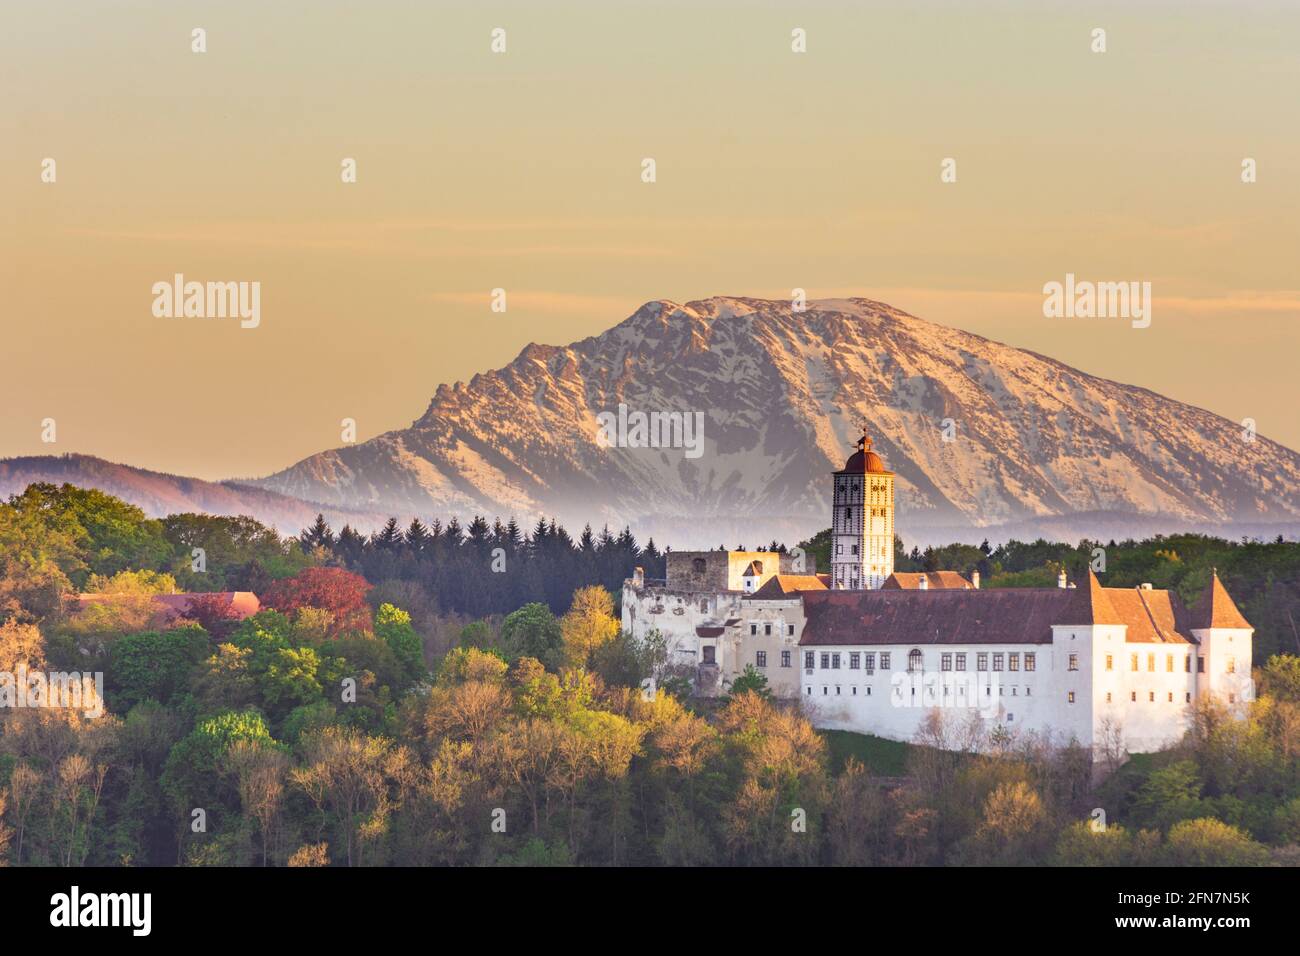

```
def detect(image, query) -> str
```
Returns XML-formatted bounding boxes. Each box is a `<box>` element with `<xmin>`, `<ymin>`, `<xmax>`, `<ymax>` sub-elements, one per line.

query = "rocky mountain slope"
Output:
<box><xmin>243</xmin><ymin>296</ymin><xmax>1300</xmax><ymax>547</ymax></box>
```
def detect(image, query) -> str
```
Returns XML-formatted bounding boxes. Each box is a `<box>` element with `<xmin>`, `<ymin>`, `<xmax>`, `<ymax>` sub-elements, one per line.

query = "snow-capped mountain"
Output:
<box><xmin>249</xmin><ymin>296</ymin><xmax>1300</xmax><ymax>547</ymax></box>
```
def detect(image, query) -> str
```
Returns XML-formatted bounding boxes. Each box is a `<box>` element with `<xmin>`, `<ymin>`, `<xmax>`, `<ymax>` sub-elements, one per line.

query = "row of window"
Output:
<box><xmin>749</xmin><ymin>622</ymin><xmax>796</xmax><ymax>637</ymax></box>
<box><xmin>1069</xmin><ymin>690</ymin><xmax>1235</xmax><ymax>704</ymax></box>
<box><xmin>834</xmin><ymin>542</ymin><xmax>888</xmax><ymax>557</ymax></box>
<box><xmin>804</xmin><ymin>650</ymin><xmax>1037</xmax><ymax>672</ymax></box>
<box><xmin>1103</xmin><ymin>652</ymin><xmax>1213</xmax><ymax>674</ymax></box>
<box><xmin>806</xmin><ymin>684</ymin><xmax>1032</xmax><ymax>699</ymax></box>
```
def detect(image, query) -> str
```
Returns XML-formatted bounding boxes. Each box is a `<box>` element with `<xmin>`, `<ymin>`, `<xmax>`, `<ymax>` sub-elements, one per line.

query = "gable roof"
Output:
<box><xmin>883</xmin><ymin>571</ymin><xmax>972</xmax><ymax>590</ymax></box>
<box><xmin>1105</xmin><ymin>587</ymin><xmax>1194</xmax><ymax>644</ymax></box>
<box><xmin>800</xmin><ymin>588</ymin><xmax>1074</xmax><ymax>646</ymax></box>
<box><xmin>746</xmin><ymin>574</ymin><xmax>829</xmax><ymax>600</ymax></box>
<box><xmin>1188</xmin><ymin>571</ymin><xmax>1252</xmax><ymax>630</ymax></box>
<box><xmin>798</xmin><ymin>577</ymin><xmax>1207</xmax><ymax>647</ymax></box>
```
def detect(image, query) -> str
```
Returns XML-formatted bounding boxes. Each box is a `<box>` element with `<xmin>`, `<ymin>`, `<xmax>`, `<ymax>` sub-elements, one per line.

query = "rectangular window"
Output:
<box><xmin>804</xmin><ymin>651</ymin><xmax>814</xmax><ymax>669</ymax></box>
<box><xmin>764</xmin><ymin>623</ymin><xmax>772</xmax><ymax>636</ymax></box>
<box><xmin>1185</xmin><ymin>655</ymin><xmax>1191</xmax><ymax>673</ymax></box>
<box><xmin>864</xmin><ymin>653</ymin><xmax>875</xmax><ymax>673</ymax></box>
<box><xmin>1131</xmin><ymin>691</ymin><xmax>1137</xmax><ymax>702</ymax></box>
<box><xmin>1149</xmin><ymin>691</ymin><xmax>1155</xmax><ymax>702</ymax></box>
<box><xmin>1105</xmin><ymin>654</ymin><xmax>1113</xmax><ymax>672</ymax></box>
<box><xmin>993</xmin><ymin>653</ymin><xmax>1004</xmax><ymax>672</ymax></box>
<box><xmin>756</xmin><ymin>651</ymin><xmax>767</xmax><ymax>668</ymax></box>
<box><xmin>1166</xmin><ymin>654</ymin><xmax>1174</xmax><ymax>673</ymax></box>
<box><xmin>977</xmin><ymin>652</ymin><xmax>989</xmax><ymax>672</ymax></box>
<box><xmin>941</xmin><ymin>653</ymin><xmax>953</xmax><ymax>672</ymax></box>
<box><xmin>831</xmin><ymin>653</ymin><xmax>841</xmax><ymax>669</ymax></box>
<box><xmin>702</xmin><ymin>646</ymin><xmax>715</xmax><ymax>664</ymax></box>
<box><xmin>1009</xmin><ymin>653</ymin><xmax>1020</xmax><ymax>672</ymax></box>
<box><xmin>1025</xmin><ymin>652</ymin><xmax>1035</xmax><ymax>672</ymax></box>
<box><xmin>956</xmin><ymin>653</ymin><xmax>967</xmax><ymax>672</ymax></box>
<box><xmin>1131</xmin><ymin>653</ymin><xmax>1139</xmax><ymax>672</ymax></box>
<box><xmin>1227</xmin><ymin>657</ymin><xmax>1236</xmax><ymax>674</ymax></box>
<box><xmin>1147</xmin><ymin>653</ymin><xmax>1156</xmax><ymax>673</ymax></box>
<box><xmin>787</xmin><ymin>624</ymin><xmax>795</xmax><ymax>636</ymax></box>
<box><xmin>850</xmin><ymin>652</ymin><xmax>861</xmax><ymax>669</ymax></box>
<box><xmin>880</xmin><ymin>653</ymin><xmax>891</xmax><ymax>670</ymax></box>
<box><xmin>1197</xmin><ymin>656</ymin><xmax>1205</xmax><ymax>673</ymax></box>
<box><xmin>819</xmin><ymin>652</ymin><xmax>829</xmax><ymax>669</ymax></box>
<box><xmin>1068</xmin><ymin>653</ymin><xmax>1079</xmax><ymax>672</ymax></box>
<box><xmin>750</xmin><ymin>624</ymin><xmax>757</xmax><ymax>636</ymax></box>
<box><xmin>1068</xmin><ymin>691</ymin><xmax>1075</xmax><ymax>704</ymax></box>
<box><xmin>781</xmin><ymin>651</ymin><xmax>791</xmax><ymax>667</ymax></box>
<box><xmin>1106</xmin><ymin>691</ymin><xmax>1112</xmax><ymax>703</ymax></box>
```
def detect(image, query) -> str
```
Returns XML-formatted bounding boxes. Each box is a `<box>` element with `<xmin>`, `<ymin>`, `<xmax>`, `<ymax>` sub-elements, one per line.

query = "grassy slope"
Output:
<box><xmin>819</xmin><ymin>729</ymin><xmax>913</xmax><ymax>776</ymax></box>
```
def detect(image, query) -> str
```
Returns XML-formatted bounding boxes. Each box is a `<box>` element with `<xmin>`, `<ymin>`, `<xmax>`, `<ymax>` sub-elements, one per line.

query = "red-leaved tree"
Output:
<box><xmin>261</xmin><ymin>567</ymin><xmax>372</xmax><ymax>633</ymax></box>
<box><xmin>183</xmin><ymin>593</ymin><xmax>243</xmax><ymax>641</ymax></box>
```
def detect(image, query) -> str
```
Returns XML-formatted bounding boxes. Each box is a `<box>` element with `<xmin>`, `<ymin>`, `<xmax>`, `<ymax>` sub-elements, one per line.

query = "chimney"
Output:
<box><xmin>632</xmin><ymin>566</ymin><xmax>644</xmax><ymax>588</ymax></box>
<box><xmin>919</xmin><ymin>575</ymin><xmax>929</xmax><ymax>591</ymax></box>
<box><xmin>1057</xmin><ymin>569</ymin><xmax>1068</xmax><ymax>589</ymax></box>
<box><xmin>971</xmin><ymin>571</ymin><xmax>980</xmax><ymax>590</ymax></box>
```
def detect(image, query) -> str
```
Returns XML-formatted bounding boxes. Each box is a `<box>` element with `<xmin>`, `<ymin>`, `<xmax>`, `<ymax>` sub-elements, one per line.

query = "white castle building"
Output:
<box><xmin>622</xmin><ymin>427</ymin><xmax>1254</xmax><ymax>754</ymax></box>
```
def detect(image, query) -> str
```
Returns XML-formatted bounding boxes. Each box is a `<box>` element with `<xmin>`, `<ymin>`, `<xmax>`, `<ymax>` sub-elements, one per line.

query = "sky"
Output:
<box><xmin>2</xmin><ymin>0</ymin><xmax>1298</xmax><ymax>481</ymax></box>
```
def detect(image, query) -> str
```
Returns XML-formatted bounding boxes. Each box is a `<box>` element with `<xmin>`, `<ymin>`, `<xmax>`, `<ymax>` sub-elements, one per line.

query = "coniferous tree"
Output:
<box><xmin>405</xmin><ymin>518</ymin><xmax>430</xmax><ymax>556</ymax></box>
<box><xmin>300</xmin><ymin>514</ymin><xmax>335</xmax><ymax>551</ymax></box>
<box><xmin>373</xmin><ymin>517</ymin><xmax>402</xmax><ymax>551</ymax></box>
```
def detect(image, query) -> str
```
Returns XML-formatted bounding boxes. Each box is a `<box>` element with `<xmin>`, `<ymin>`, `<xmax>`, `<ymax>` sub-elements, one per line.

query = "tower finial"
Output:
<box><xmin>857</xmin><ymin>416</ymin><xmax>871</xmax><ymax>452</ymax></box>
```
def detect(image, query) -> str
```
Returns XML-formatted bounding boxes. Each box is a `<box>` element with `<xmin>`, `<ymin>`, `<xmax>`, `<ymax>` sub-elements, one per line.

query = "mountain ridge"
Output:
<box><xmin>4</xmin><ymin>296</ymin><xmax>1296</xmax><ymax>547</ymax></box>
<box><xmin>249</xmin><ymin>296</ymin><xmax>1300</xmax><ymax>545</ymax></box>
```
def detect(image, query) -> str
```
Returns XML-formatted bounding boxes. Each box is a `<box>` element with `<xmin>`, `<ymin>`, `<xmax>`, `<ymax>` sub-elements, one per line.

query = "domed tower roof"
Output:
<box><xmin>836</xmin><ymin>426</ymin><xmax>891</xmax><ymax>475</ymax></box>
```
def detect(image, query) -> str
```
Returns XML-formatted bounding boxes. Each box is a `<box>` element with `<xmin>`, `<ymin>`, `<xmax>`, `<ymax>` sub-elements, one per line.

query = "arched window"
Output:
<box><xmin>908</xmin><ymin>649</ymin><xmax>923</xmax><ymax>673</ymax></box>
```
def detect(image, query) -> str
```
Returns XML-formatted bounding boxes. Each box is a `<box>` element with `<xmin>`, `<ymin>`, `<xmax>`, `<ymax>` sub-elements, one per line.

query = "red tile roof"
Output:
<box><xmin>746</xmin><ymin>574</ymin><xmax>829</xmax><ymax>600</ymax></box>
<box><xmin>883</xmin><ymin>571</ymin><xmax>972</xmax><ymax>590</ymax></box>
<box><xmin>1188</xmin><ymin>571</ymin><xmax>1252</xmax><ymax>630</ymax></box>
<box><xmin>1065</xmin><ymin>570</ymin><xmax>1120</xmax><ymax>625</ymax></box>
<box><xmin>1105</xmin><ymin>587</ymin><xmax>1193</xmax><ymax>644</ymax></box>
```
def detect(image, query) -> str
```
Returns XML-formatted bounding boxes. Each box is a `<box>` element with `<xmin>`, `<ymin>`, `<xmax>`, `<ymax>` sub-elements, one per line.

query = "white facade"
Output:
<box><xmin>799</xmin><ymin>620</ymin><xmax>1254</xmax><ymax>754</ymax></box>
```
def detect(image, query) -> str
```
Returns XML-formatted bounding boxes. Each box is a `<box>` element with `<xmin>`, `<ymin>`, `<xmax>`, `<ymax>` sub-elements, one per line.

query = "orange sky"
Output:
<box><xmin>2</xmin><ymin>0</ymin><xmax>1298</xmax><ymax>480</ymax></box>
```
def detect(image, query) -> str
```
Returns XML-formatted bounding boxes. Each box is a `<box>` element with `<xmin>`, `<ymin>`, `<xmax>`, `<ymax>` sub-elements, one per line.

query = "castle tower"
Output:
<box><xmin>1188</xmin><ymin>569</ymin><xmax>1254</xmax><ymax>708</ymax></box>
<box><xmin>831</xmin><ymin>425</ymin><xmax>894</xmax><ymax>589</ymax></box>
